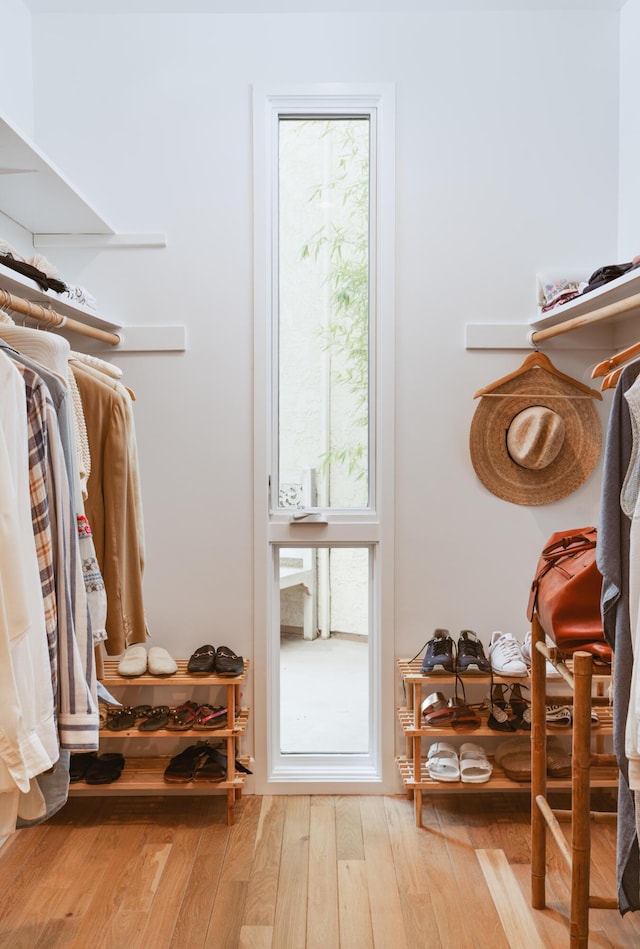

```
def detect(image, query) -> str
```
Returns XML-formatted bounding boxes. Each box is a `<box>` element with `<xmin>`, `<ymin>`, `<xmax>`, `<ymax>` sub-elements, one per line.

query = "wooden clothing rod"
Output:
<box><xmin>530</xmin><ymin>290</ymin><xmax>640</xmax><ymax>344</ymax></box>
<box><xmin>0</xmin><ymin>287</ymin><xmax>120</xmax><ymax>346</ymax></box>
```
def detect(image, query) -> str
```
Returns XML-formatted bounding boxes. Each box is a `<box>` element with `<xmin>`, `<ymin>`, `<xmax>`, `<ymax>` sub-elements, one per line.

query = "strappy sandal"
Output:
<box><xmin>485</xmin><ymin>676</ymin><xmax>516</xmax><ymax>732</ymax></box>
<box><xmin>105</xmin><ymin>707</ymin><xmax>137</xmax><ymax>731</ymax></box>
<box><xmin>509</xmin><ymin>683</ymin><xmax>531</xmax><ymax>731</ymax></box>
<box><xmin>193</xmin><ymin>704</ymin><xmax>228</xmax><ymax>730</ymax></box>
<box><xmin>166</xmin><ymin>701</ymin><xmax>200</xmax><ymax>731</ymax></box>
<box><xmin>137</xmin><ymin>705</ymin><xmax>170</xmax><ymax>731</ymax></box>
<box><xmin>421</xmin><ymin>691</ymin><xmax>455</xmax><ymax>726</ymax></box>
<box><xmin>449</xmin><ymin>675</ymin><xmax>481</xmax><ymax>729</ymax></box>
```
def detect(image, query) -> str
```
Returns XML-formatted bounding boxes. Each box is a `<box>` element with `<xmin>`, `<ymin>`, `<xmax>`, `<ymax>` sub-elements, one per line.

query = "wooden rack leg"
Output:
<box><xmin>571</xmin><ymin>652</ymin><xmax>592</xmax><ymax>949</ymax></box>
<box><xmin>531</xmin><ymin>613</ymin><xmax>548</xmax><ymax>909</ymax></box>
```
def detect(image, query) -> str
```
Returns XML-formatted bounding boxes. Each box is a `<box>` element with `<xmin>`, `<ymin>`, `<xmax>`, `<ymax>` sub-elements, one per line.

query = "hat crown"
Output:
<box><xmin>506</xmin><ymin>405</ymin><xmax>565</xmax><ymax>470</ymax></box>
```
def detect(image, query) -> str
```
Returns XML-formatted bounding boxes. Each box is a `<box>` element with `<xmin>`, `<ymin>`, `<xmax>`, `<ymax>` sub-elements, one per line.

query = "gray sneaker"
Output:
<box><xmin>456</xmin><ymin>630</ymin><xmax>491</xmax><ymax>675</ymax></box>
<box><xmin>421</xmin><ymin>629</ymin><xmax>455</xmax><ymax>675</ymax></box>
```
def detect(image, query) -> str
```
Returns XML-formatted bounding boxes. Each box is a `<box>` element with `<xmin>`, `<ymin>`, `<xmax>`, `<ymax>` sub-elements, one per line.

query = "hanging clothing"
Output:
<box><xmin>597</xmin><ymin>361</ymin><xmax>640</xmax><ymax>914</ymax></box>
<box><xmin>72</xmin><ymin>362</ymin><xmax>148</xmax><ymax>657</ymax></box>
<box><xmin>0</xmin><ymin>351</ymin><xmax>59</xmax><ymax>836</ymax></box>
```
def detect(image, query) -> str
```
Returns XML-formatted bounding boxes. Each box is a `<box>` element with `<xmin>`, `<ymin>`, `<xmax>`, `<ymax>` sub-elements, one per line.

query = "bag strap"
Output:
<box><xmin>541</xmin><ymin>531</ymin><xmax>596</xmax><ymax>562</ymax></box>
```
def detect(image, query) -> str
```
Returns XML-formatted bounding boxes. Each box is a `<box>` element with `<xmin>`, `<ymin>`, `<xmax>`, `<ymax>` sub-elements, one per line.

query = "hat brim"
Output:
<box><xmin>469</xmin><ymin>367</ymin><xmax>601</xmax><ymax>505</ymax></box>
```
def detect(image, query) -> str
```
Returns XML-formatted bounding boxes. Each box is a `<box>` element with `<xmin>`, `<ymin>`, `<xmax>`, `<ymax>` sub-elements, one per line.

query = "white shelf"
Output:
<box><xmin>0</xmin><ymin>113</ymin><xmax>115</xmax><ymax>237</ymax></box>
<box><xmin>0</xmin><ymin>262</ymin><xmax>186</xmax><ymax>351</ymax></box>
<box><xmin>0</xmin><ymin>114</ymin><xmax>181</xmax><ymax>352</ymax></box>
<box><xmin>466</xmin><ymin>266</ymin><xmax>640</xmax><ymax>351</ymax></box>
<box><xmin>0</xmin><ymin>260</ymin><xmax>120</xmax><ymax>331</ymax></box>
<box><xmin>529</xmin><ymin>265</ymin><xmax>640</xmax><ymax>333</ymax></box>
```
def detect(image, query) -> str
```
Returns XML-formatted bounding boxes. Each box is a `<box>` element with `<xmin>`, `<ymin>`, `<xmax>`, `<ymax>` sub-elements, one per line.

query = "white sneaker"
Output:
<box><xmin>489</xmin><ymin>631</ymin><xmax>528</xmax><ymax>677</ymax></box>
<box><xmin>522</xmin><ymin>630</ymin><xmax>562</xmax><ymax>679</ymax></box>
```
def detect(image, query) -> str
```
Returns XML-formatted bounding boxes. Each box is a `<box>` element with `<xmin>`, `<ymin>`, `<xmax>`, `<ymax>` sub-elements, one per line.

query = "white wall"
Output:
<box><xmin>619</xmin><ymin>0</ymin><xmax>640</xmax><ymax>257</ymax></box>
<box><xmin>16</xmin><ymin>9</ymin><xmax>624</xmax><ymax>762</ymax></box>
<box><xmin>0</xmin><ymin>0</ymin><xmax>34</xmax><ymax>135</ymax></box>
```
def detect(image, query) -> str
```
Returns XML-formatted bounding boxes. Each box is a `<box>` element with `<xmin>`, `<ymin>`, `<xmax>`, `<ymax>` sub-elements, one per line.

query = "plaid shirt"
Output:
<box><xmin>16</xmin><ymin>366</ymin><xmax>57</xmax><ymax>701</ymax></box>
<box><xmin>18</xmin><ymin>364</ymin><xmax>99</xmax><ymax>751</ymax></box>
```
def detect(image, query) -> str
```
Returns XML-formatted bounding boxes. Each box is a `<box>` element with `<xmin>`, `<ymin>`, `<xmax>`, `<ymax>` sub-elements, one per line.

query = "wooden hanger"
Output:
<box><xmin>600</xmin><ymin>365</ymin><xmax>626</xmax><ymax>391</ymax></box>
<box><xmin>591</xmin><ymin>339</ymin><xmax>640</xmax><ymax>379</ymax></box>
<box><xmin>473</xmin><ymin>350</ymin><xmax>603</xmax><ymax>401</ymax></box>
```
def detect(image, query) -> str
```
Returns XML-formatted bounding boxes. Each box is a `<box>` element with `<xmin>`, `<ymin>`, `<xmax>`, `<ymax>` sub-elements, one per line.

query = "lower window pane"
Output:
<box><xmin>279</xmin><ymin>546</ymin><xmax>369</xmax><ymax>754</ymax></box>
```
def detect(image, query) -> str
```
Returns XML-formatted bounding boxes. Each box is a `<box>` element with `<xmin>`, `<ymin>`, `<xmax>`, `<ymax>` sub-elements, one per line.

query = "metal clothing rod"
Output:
<box><xmin>530</xmin><ymin>290</ymin><xmax>640</xmax><ymax>344</ymax></box>
<box><xmin>0</xmin><ymin>287</ymin><xmax>120</xmax><ymax>346</ymax></box>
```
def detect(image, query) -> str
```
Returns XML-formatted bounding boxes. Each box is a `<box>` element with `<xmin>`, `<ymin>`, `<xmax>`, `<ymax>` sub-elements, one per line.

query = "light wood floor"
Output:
<box><xmin>0</xmin><ymin>790</ymin><xmax>639</xmax><ymax>948</ymax></box>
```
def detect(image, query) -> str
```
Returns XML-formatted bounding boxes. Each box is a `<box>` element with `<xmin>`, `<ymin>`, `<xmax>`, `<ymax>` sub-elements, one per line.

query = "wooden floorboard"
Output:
<box><xmin>1</xmin><ymin>790</ymin><xmax>640</xmax><ymax>948</ymax></box>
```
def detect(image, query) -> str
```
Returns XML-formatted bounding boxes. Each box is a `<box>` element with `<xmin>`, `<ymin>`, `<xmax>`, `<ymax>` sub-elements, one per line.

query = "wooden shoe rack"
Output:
<box><xmin>529</xmin><ymin>613</ymin><xmax>618</xmax><ymax>947</ymax></box>
<box><xmin>396</xmin><ymin>657</ymin><xmax>616</xmax><ymax>828</ymax></box>
<box><xmin>68</xmin><ymin>659</ymin><xmax>251</xmax><ymax>825</ymax></box>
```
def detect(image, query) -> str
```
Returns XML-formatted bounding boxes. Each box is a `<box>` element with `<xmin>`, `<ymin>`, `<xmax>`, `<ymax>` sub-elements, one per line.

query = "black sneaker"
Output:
<box><xmin>421</xmin><ymin>629</ymin><xmax>455</xmax><ymax>675</ymax></box>
<box><xmin>456</xmin><ymin>629</ymin><xmax>491</xmax><ymax>675</ymax></box>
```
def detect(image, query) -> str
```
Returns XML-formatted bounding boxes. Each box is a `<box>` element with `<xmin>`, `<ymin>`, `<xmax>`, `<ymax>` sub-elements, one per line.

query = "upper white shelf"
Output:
<box><xmin>466</xmin><ymin>265</ymin><xmax>640</xmax><ymax>350</ymax></box>
<box><xmin>529</xmin><ymin>265</ymin><xmax>640</xmax><ymax>333</ymax></box>
<box><xmin>0</xmin><ymin>113</ymin><xmax>116</xmax><ymax>236</ymax></box>
<box><xmin>0</xmin><ymin>113</ymin><xmax>165</xmax><ymax>246</ymax></box>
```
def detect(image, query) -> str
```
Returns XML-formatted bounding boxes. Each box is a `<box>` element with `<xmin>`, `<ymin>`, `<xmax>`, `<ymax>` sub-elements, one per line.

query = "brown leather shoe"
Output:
<box><xmin>187</xmin><ymin>644</ymin><xmax>217</xmax><ymax>674</ymax></box>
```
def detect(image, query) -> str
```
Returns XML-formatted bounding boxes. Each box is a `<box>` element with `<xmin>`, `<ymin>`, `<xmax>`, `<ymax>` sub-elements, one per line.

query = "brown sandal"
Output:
<box><xmin>193</xmin><ymin>704</ymin><xmax>228</xmax><ymax>730</ymax></box>
<box><xmin>166</xmin><ymin>701</ymin><xmax>199</xmax><ymax>731</ymax></box>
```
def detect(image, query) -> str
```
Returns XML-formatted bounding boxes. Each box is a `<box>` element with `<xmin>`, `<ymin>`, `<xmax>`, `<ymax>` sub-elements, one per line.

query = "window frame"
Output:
<box><xmin>253</xmin><ymin>84</ymin><xmax>396</xmax><ymax>792</ymax></box>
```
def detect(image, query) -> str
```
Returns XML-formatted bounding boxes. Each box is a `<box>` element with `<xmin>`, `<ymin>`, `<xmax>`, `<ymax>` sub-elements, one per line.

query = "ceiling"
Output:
<box><xmin>20</xmin><ymin>1</ymin><xmax>631</xmax><ymax>14</ymax></box>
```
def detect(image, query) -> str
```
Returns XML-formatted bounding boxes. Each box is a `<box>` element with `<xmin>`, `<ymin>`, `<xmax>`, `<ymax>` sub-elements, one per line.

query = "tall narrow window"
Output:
<box><xmin>253</xmin><ymin>86</ymin><xmax>395</xmax><ymax>789</ymax></box>
<box><xmin>278</xmin><ymin>118</ymin><xmax>370</xmax><ymax>510</ymax></box>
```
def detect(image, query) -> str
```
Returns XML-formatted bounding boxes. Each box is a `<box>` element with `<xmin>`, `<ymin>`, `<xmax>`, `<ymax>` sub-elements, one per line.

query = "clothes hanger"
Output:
<box><xmin>473</xmin><ymin>350</ymin><xmax>603</xmax><ymax>401</ymax></box>
<box><xmin>600</xmin><ymin>365</ymin><xmax>626</xmax><ymax>391</ymax></box>
<box><xmin>591</xmin><ymin>339</ymin><xmax>640</xmax><ymax>379</ymax></box>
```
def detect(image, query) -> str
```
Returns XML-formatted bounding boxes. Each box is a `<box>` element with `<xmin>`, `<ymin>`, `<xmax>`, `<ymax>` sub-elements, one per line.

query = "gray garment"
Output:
<box><xmin>597</xmin><ymin>360</ymin><xmax>640</xmax><ymax>914</ymax></box>
<box><xmin>15</xmin><ymin>752</ymin><xmax>70</xmax><ymax>828</ymax></box>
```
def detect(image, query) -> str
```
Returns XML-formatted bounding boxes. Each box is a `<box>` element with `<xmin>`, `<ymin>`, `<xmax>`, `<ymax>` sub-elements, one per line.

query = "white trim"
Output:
<box><xmin>253</xmin><ymin>83</ymin><xmax>396</xmax><ymax>794</ymax></box>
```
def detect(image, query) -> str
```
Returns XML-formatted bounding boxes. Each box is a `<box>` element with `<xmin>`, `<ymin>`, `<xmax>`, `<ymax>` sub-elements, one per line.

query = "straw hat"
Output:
<box><xmin>469</xmin><ymin>358</ymin><xmax>602</xmax><ymax>506</ymax></box>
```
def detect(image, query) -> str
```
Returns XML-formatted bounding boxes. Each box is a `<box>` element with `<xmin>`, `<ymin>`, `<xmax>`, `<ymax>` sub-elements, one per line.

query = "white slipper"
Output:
<box><xmin>459</xmin><ymin>742</ymin><xmax>493</xmax><ymax>784</ymax></box>
<box><xmin>147</xmin><ymin>646</ymin><xmax>178</xmax><ymax>676</ymax></box>
<box><xmin>426</xmin><ymin>741</ymin><xmax>460</xmax><ymax>782</ymax></box>
<box><xmin>117</xmin><ymin>644</ymin><xmax>147</xmax><ymax>677</ymax></box>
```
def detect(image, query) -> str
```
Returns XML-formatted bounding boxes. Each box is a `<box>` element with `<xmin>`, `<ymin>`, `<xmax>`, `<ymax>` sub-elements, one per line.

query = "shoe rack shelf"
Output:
<box><xmin>69</xmin><ymin>658</ymin><xmax>251</xmax><ymax>826</ymax></box>
<box><xmin>396</xmin><ymin>658</ymin><xmax>615</xmax><ymax>828</ymax></box>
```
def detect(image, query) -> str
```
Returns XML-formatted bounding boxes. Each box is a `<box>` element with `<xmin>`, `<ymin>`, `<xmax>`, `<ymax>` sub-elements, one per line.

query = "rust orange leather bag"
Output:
<box><xmin>526</xmin><ymin>527</ymin><xmax>612</xmax><ymax>661</ymax></box>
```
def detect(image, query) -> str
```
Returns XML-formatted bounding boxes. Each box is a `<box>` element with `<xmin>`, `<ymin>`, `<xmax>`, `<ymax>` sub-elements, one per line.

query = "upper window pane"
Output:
<box><xmin>278</xmin><ymin>117</ymin><xmax>370</xmax><ymax>509</ymax></box>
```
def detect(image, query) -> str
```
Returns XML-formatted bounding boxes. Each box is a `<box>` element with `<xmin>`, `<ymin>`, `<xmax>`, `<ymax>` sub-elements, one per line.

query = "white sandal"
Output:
<box><xmin>426</xmin><ymin>741</ymin><xmax>460</xmax><ymax>782</ymax></box>
<box><xmin>459</xmin><ymin>742</ymin><xmax>493</xmax><ymax>784</ymax></box>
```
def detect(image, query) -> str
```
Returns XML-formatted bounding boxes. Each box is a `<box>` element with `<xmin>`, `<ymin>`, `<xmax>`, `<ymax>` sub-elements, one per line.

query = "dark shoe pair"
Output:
<box><xmin>163</xmin><ymin>742</ymin><xmax>249</xmax><ymax>784</ymax></box>
<box><xmin>187</xmin><ymin>644</ymin><xmax>244</xmax><ymax>677</ymax></box>
<box><xmin>420</xmin><ymin>629</ymin><xmax>491</xmax><ymax>676</ymax></box>
<box><xmin>164</xmin><ymin>743</ymin><xmax>219</xmax><ymax>783</ymax></box>
<box><xmin>70</xmin><ymin>752</ymin><xmax>125</xmax><ymax>784</ymax></box>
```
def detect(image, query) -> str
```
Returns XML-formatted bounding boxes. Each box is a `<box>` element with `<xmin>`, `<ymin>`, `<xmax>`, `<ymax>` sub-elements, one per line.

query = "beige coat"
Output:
<box><xmin>71</xmin><ymin>363</ymin><xmax>148</xmax><ymax>659</ymax></box>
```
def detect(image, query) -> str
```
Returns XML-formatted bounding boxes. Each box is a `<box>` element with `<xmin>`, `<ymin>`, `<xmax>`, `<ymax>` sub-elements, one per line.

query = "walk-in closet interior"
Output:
<box><xmin>3</xmin><ymin>0</ymin><xmax>640</xmax><ymax>946</ymax></box>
